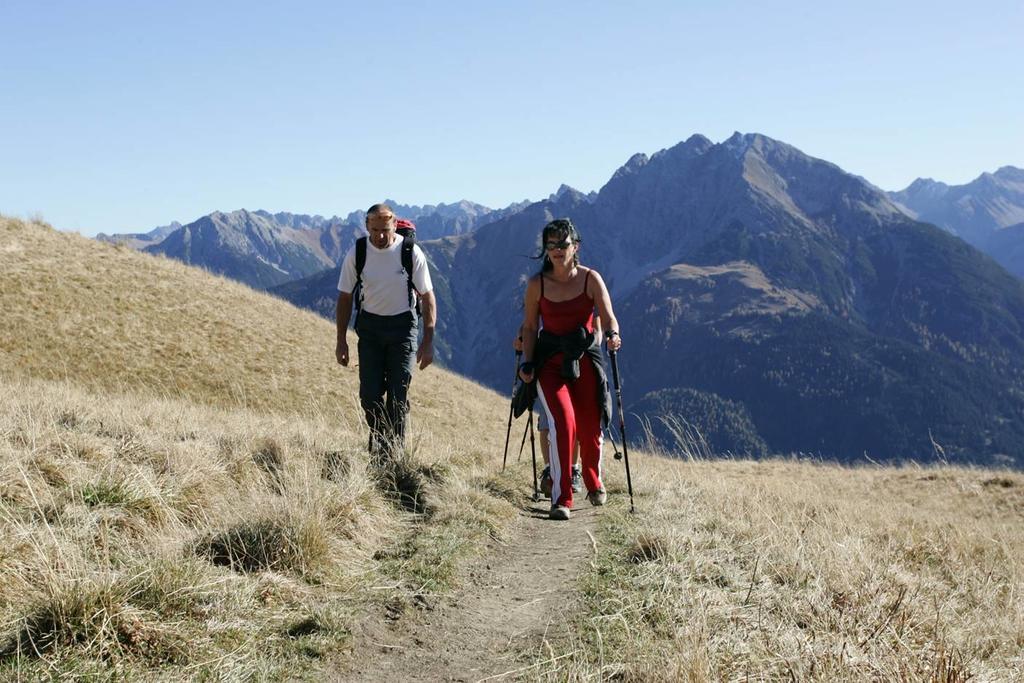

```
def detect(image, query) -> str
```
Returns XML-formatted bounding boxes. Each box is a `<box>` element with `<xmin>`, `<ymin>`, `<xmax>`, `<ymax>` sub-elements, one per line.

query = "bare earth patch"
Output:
<box><xmin>337</xmin><ymin>501</ymin><xmax>600</xmax><ymax>682</ymax></box>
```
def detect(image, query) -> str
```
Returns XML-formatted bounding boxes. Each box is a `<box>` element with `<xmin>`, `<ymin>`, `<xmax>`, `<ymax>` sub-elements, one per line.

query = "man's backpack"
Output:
<box><xmin>353</xmin><ymin>218</ymin><xmax>419</xmax><ymax>323</ymax></box>
<box><xmin>395</xmin><ymin>218</ymin><xmax>415</xmax><ymax>240</ymax></box>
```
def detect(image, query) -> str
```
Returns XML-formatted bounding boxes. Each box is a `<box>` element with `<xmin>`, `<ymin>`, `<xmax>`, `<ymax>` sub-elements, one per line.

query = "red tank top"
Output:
<box><xmin>539</xmin><ymin>270</ymin><xmax>595</xmax><ymax>335</ymax></box>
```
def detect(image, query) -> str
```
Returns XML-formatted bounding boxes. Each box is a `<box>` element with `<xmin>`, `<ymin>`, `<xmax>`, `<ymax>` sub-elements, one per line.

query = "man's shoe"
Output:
<box><xmin>587</xmin><ymin>488</ymin><xmax>608</xmax><ymax>507</ymax></box>
<box><xmin>549</xmin><ymin>505</ymin><xmax>571</xmax><ymax>521</ymax></box>
<box><xmin>540</xmin><ymin>466</ymin><xmax>553</xmax><ymax>497</ymax></box>
<box><xmin>571</xmin><ymin>465</ymin><xmax>583</xmax><ymax>493</ymax></box>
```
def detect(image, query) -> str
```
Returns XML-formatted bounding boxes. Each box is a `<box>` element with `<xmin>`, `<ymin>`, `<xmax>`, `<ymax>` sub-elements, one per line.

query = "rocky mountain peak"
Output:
<box><xmin>653</xmin><ymin>134</ymin><xmax>715</xmax><ymax>164</ymax></box>
<box><xmin>723</xmin><ymin>131</ymin><xmax>759</xmax><ymax>158</ymax></box>
<box><xmin>723</xmin><ymin>130</ymin><xmax>745</xmax><ymax>147</ymax></box>
<box><xmin>548</xmin><ymin>184</ymin><xmax>593</xmax><ymax>203</ymax></box>
<box><xmin>683</xmin><ymin>133</ymin><xmax>713</xmax><ymax>149</ymax></box>
<box><xmin>904</xmin><ymin>177</ymin><xmax>949</xmax><ymax>196</ymax></box>
<box><xmin>610</xmin><ymin>152</ymin><xmax>650</xmax><ymax>181</ymax></box>
<box><xmin>994</xmin><ymin>165</ymin><xmax>1024</xmax><ymax>182</ymax></box>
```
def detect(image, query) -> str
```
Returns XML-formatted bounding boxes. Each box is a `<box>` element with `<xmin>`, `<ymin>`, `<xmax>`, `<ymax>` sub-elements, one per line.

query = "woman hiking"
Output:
<box><xmin>518</xmin><ymin>218</ymin><xmax>622</xmax><ymax>520</ymax></box>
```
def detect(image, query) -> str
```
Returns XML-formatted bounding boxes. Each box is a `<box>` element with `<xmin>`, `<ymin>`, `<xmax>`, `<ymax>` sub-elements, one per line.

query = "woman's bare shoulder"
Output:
<box><xmin>583</xmin><ymin>267</ymin><xmax>606</xmax><ymax>287</ymax></box>
<box><xmin>524</xmin><ymin>273</ymin><xmax>542</xmax><ymax>297</ymax></box>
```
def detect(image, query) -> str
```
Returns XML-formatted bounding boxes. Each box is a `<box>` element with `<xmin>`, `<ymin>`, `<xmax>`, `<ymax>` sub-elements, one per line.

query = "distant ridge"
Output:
<box><xmin>95</xmin><ymin>221</ymin><xmax>181</xmax><ymax>249</ymax></box>
<box><xmin>97</xmin><ymin>199</ymin><xmax>531</xmax><ymax>290</ymax></box>
<box><xmin>890</xmin><ymin>166</ymin><xmax>1024</xmax><ymax>275</ymax></box>
<box><xmin>342</xmin><ymin>199</ymin><xmax>531</xmax><ymax>241</ymax></box>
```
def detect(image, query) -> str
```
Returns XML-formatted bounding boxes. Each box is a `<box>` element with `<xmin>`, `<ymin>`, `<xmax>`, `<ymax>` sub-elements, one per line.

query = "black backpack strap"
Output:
<box><xmin>582</xmin><ymin>268</ymin><xmax>591</xmax><ymax>296</ymax></box>
<box><xmin>353</xmin><ymin>237</ymin><xmax>367</xmax><ymax>324</ymax></box>
<box><xmin>540</xmin><ymin>273</ymin><xmax>545</xmax><ymax>299</ymax></box>
<box><xmin>355</xmin><ymin>236</ymin><xmax>367</xmax><ymax>278</ymax></box>
<box><xmin>401</xmin><ymin>237</ymin><xmax>418</xmax><ymax>315</ymax></box>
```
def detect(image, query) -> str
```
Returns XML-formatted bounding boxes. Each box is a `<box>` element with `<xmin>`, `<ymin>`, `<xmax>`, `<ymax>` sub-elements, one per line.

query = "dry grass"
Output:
<box><xmin>5</xmin><ymin>215</ymin><xmax>1023</xmax><ymax>679</ymax></box>
<box><xmin>533</xmin><ymin>452</ymin><xmax>1024</xmax><ymax>681</ymax></box>
<box><xmin>0</xmin><ymin>217</ymin><xmax>520</xmax><ymax>678</ymax></box>
<box><xmin>0</xmin><ymin>216</ymin><xmax>501</xmax><ymax>429</ymax></box>
<box><xmin>0</xmin><ymin>374</ymin><xmax>520</xmax><ymax>678</ymax></box>
<box><xmin>0</xmin><ymin>378</ymin><xmax>398</xmax><ymax>676</ymax></box>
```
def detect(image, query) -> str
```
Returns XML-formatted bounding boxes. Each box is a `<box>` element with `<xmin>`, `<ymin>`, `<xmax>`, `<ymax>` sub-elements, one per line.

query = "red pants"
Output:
<box><xmin>536</xmin><ymin>354</ymin><xmax>604</xmax><ymax>508</ymax></box>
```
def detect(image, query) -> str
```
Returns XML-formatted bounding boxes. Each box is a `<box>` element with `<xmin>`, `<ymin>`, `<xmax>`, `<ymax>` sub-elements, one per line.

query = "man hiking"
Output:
<box><xmin>335</xmin><ymin>203</ymin><xmax>436</xmax><ymax>460</ymax></box>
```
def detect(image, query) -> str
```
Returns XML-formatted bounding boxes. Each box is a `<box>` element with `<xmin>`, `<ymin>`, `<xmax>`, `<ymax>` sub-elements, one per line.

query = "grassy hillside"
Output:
<box><xmin>548</xmin><ymin>453</ymin><xmax>1024</xmax><ymax>680</ymax></box>
<box><xmin>1</xmin><ymin>216</ymin><xmax>1021</xmax><ymax>680</ymax></box>
<box><xmin>0</xmin><ymin>217</ymin><xmax>498</xmax><ymax>430</ymax></box>
<box><xmin>0</xmin><ymin>217</ymin><xmax>520</xmax><ymax>678</ymax></box>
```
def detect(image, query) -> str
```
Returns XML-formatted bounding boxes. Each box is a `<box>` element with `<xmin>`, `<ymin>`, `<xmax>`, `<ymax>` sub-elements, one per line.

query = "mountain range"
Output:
<box><xmin>95</xmin><ymin>135</ymin><xmax>1024</xmax><ymax>465</ymax></box>
<box><xmin>96</xmin><ymin>221</ymin><xmax>181</xmax><ymax>249</ymax></box>
<box><xmin>890</xmin><ymin>166</ymin><xmax>1024</xmax><ymax>276</ymax></box>
<box><xmin>102</xmin><ymin>201</ymin><xmax>529</xmax><ymax>290</ymax></box>
<box><xmin>420</xmin><ymin>133</ymin><xmax>1024</xmax><ymax>465</ymax></box>
<box><xmin>145</xmin><ymin>209</ymin><xmax>356</xmax><ymax>289</ymax></box>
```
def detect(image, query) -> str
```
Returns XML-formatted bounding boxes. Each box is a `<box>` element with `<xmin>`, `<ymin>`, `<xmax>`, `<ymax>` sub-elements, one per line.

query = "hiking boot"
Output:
<box><xmin>571</xmin><ymin>465</ymin><xmax>583</xmax><ymax>493</ymax></box>
<box><xmin>587</xmin><ymin>488</ymin><xmax>608</xmax><ymax>507</ymax></box>
<box><xmin>549</xmin><ymin>505</ymin><xmax>571</xmax><ymax>521</ymax></box>
<box><xmin>540</xmin><ymin>466</ymin><xmax>552</xmax><ymax>497</ymax></box>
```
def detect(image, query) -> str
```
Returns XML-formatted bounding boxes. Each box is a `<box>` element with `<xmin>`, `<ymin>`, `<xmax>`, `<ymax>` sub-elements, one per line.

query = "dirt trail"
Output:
<box><xmin>336</xmin><ymin>500</ymin><xmax>599</xmax><ymax>682</ymax></box>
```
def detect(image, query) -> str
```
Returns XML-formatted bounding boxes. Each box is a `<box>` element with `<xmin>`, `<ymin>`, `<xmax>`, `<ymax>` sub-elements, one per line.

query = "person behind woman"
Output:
<box><xmin>518</xmin><ymin>218</ymin><xmax>622</xmax><ymax>520</ymax></box>
<box><xmin>514</xmin><ymin>317</ymin><xmax>604</xmax><ymax>495</ymax></box>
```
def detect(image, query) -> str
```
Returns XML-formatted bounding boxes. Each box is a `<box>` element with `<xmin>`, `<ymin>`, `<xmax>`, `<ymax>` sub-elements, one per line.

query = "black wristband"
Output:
<box><xmin>519</xmin><ymin>361</ymin><xmax>535</xmax><ymax>375</ymax></box>
<box><xmin>607</xmin><ymin>330</ymin><xmax>620</xmax><ymax>339</ymax></box>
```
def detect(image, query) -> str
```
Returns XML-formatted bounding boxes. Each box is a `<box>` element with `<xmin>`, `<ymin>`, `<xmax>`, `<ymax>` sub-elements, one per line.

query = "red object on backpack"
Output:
<box><xmin>395</xmin><ymin>218</ymin><xmax>415</xmax><ymax>239</ymax></box>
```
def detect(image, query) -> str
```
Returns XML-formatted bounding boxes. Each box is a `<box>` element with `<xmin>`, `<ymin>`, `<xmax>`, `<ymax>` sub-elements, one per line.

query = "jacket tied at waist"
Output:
<box><xmin>533</xmin><ymin>326</ymin><xmax>612</xmax><ymax>427</ymax></box>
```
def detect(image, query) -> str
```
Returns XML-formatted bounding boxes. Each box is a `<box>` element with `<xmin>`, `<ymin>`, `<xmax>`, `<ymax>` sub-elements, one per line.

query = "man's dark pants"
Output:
<box><xmin>356</xmin><ymin>311</ymin><xmax>418</xmax><ymax>458</ymax></box>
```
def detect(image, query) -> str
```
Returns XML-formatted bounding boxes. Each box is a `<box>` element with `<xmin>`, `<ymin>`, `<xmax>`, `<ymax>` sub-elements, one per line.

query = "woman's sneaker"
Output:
<box><xmin>571</xmin><ymin>465</ymin><xmax>583</xmax><ymax>493</ymax></box>
<box><xmin>549</xmin><ymin>505</ymin><xmax>571</xmax><ymax>520</ymax></box>
<box><xmin>587</xmin><ymin>488</ymin><xmax>607</xmax><ymax>506</ymax></box>
<box><xmin>540</xmin><ymin>466</ymin><xmax>552</xmax><ymax>497</ymax></box>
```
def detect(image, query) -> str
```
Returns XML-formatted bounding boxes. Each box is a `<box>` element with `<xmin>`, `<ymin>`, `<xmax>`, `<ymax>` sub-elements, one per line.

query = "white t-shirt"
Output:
<box><xmin>337</xmin><ymin>235</ymin><xmax>433</xmax><ymax>316</ymax></box>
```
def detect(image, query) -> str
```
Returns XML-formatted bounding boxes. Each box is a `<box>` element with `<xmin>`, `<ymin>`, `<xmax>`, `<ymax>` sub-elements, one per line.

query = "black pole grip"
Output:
<box><xmin>501</xmin><ymin>350</ymin><xmax>522</xmax><ymax>471</ymax></box>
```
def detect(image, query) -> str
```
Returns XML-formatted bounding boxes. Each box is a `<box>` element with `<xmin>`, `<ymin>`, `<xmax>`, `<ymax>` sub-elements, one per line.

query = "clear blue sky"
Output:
<box><xmin>2</xmin><ymin>0</ymin><xmax>1021</xmax><ymax>236</ymax></box>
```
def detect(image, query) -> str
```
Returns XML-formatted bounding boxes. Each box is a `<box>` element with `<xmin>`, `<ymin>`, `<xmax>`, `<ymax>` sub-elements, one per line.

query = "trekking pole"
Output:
<box><xmin>502</xmin><ymin>350</ymin><xmax>522</xmax><ymax>471</ymax></box>
<box><xmin>528</xmin><ymin>408</ymin><xmax>540</xmax><ymax>501</ymax></box>
<box><xmin>609</xmin><ymin>351</ymin><xmax>635</xmax><ymax>513</ymax></box>
<box><xmin>517</xmin><ymin>413</ymin><xmax>530</xmax><ymax>461</ymax></box>
<box><xmin>603</xmin><ymin>426</ymin><xmax>623</xmax><ymax>460</ymax></box>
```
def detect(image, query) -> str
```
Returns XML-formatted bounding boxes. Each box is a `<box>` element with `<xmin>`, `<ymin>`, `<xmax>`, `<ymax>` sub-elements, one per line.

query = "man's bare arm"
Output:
<box><xmin>335</xmin><ymin>292</ymin><xmax>353</xmax><ymax>366</ymax></box>
<box><xmin>416</xmin><ymin>291</ymin><xmax>436</xmax><ymax>370</ymax></box>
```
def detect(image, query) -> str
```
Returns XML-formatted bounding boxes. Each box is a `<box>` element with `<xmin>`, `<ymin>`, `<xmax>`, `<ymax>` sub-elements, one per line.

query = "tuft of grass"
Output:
<box><xmin>627</xmin><ymin>533</ymin><xmax>667</xmax><ymax>564</ymax></box>
<box><xmin>123</xmin><ymin>557</ymin><xmax>218</xmax><ymax>619</ymax></box>
<box><xmin>56</xmin><ymin>409</ymin><xmax>79</xmax><ymax>430</ymax></box>
<box><xmin>930</xmin><ymin>643</ymin><xmax>975</xmax><ymax>683</ymax></box>
<box><xmin>199</xmin><ymin>516</ymin><xmax>331</xmax><ymax>576</ymax></box>
<box><xmin>1</xmin><ymin>573</ymin><xmax>187</xmax><ymax>665</ymax></box>
<box><xmin>372</xmin><ymin>447</ymin><xmax>436</xmax><ymax>514</ymax></box>
<box><xmin>78</xmin><ymin>469</ymin><xmax>169</xmax><ymax>526</ymax></box>
<box><xmin>483</xmin><ymin>473</ymin><xmax>522</xmax><ymax>504</ymax></box>
<box><xmin>320</xmin><ymin>449</ymin><xmax>351</xmax><ymax>483</ymax></box>
<box><xmin>251</xmin><ymin>438</ymin><xmax>286</xmax><ymax>494</ymax></box>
